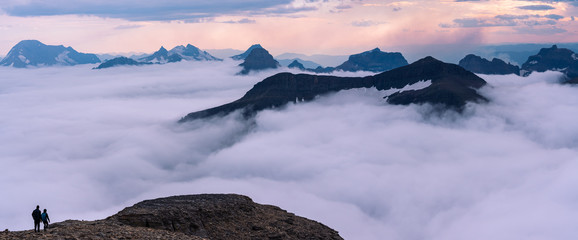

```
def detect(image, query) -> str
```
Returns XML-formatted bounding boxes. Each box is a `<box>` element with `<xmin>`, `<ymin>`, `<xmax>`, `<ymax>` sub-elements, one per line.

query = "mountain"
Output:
<box><xmin>231</xmin><ymin>44</ymin><xmax>263</xmax><ymax>60</ymax></box>
<box><xmin>458</xmin><ymin>54</ymin><xmax>520</xmax><ymax>75</ymax></box>
<box><xmin>2</xmin><ymin>194</ymin><xmax>343</xmax><ymax>240</ymax></box>
<box><xmin>287</xmin><ymin>59</ymin><xmax>306</xmax><ymax>70</ymax></box>
<box><xmin>0</xmin><ymin>40</ymin><xmax>100</xmax><ymax>68</ymax></box>
<box><xmin>334</xmin><ymin>48</ymin><xmax>408</xmax><ymax>72</ymax></box>
<box><xmin>520</xmin><ymin>45</ymin><xmax>578</xmax><ymax>77</ymax></box>
<box><xmin>138</xmin><ymin>47</ymin><xmax>182</xmax><ymax>63</ymax></box>
<box><xmin>180</xmin><ymin>56</ymin><xmax>487</xmax><ymax>121</ymax></box>
<box><xmin>238</xmin><ymin>47</ymin><xmax>280</xmax><ymax>75</ymax></box>
<box><xmin>169</xmin><ymin>44</ymin><xmax>221</xmax><ymax>61</ymax></box>
<box><xmin>138</xmin><ymin>45</ymin><xmax>221</xmax><ymax>63</ymax></box>
<box><xmin>93</xmin><ymin>57</ymin><xmax>151</xmax><ymax>69</ymax></box>
<box><xmin>278</xmin><ymin>58</ymin><xmax>321</xmax><ymax>69</ymax></box>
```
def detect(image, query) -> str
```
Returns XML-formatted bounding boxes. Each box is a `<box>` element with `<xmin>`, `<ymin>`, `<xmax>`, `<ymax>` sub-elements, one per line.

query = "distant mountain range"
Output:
<box><xmin>180</xmin><ymin>56</ymin><xmax>488</xmax><ymax>121</ymax></box>
<box><xmin>0</xmin><ymin>40</ymin><xmax>100</xmax><ymax>68</ymax></box>
<box><xmin>277</xmin><ymin>58</ymin><xmax>321</xmax><ymax>69</ymax></box>
<box><xmin>95</xmin><ymin>44</ymin><xmax>221</xmax><ymax>69</ymax></box>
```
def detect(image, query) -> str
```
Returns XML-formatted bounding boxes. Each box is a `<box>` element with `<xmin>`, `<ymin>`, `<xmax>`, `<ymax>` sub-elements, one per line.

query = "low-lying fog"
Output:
<box><xmin>0</xmin><ymin>60</ymin><xmax>577</xmax><ymax>240</ymax></box>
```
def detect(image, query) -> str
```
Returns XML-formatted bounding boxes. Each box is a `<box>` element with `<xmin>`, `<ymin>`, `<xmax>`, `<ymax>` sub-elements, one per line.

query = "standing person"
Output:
<box><xmin>41</xmin><ymin>209</ymin><xmax>50</xmax><ymax>231</ymax></box>
<box><xmin>31</xmin><ymin>205</ymin><xmax>41</xmax><ymax>232</ymax></box>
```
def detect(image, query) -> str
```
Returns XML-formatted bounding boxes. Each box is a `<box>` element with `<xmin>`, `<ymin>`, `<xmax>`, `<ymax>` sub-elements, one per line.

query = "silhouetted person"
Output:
<box><xmin>41</xmin><ymin>209</ymin><xmax>50</xmax><ymax>231</ymax></box>
<box><xmin>31</xmin><ymin>205</ymin><xmax>41</xmax><ymax>232</ymax></box>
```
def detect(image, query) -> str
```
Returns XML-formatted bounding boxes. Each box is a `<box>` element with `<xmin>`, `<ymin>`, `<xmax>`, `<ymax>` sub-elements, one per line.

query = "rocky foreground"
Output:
<box><xmin>0</xmin><ymin>194</ymin><xmax>343</xmax><ymax>240</ymax></box>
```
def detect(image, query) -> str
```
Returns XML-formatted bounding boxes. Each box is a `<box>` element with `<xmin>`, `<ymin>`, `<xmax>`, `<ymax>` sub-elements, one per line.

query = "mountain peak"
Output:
<box><xmin>238</xmin><ymin>47</ymin><xmax>280</xmax><ymax>75</ymax></box>
<box><xmin>231</xmin><ymin>44</ymin><xmax>265</xmax><ymax>60</ymax></box>
<box><xmin>335</xmin><ymin>48</ymin><xmax>408</xmax><ymax>72</ymax></box>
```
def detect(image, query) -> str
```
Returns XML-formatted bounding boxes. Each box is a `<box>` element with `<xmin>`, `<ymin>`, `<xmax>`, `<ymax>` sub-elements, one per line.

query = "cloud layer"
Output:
<box><xmin>0</xmin><ymin>62</ymin><xmax>577</xmax><ymax>240</ymax></box>
<box><xmin>0</xmin><ymin>0</ymin><xmax>296</xmax><ymax>21</ymax></box>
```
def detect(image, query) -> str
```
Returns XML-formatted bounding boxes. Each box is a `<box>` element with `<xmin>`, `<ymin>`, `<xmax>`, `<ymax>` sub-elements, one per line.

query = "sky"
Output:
<box><xmin>1</xmin><ymin>0</ymin><xmax>578</xmax><ymax>57</ymax></box>
<box><xmin>0</xmin><ymin>61</ymin><xmax>578</xmax><ymax>240</ymax></box>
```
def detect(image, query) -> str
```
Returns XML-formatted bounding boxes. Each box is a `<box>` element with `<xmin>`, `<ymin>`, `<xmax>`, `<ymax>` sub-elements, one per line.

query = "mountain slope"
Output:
<box><xmin>0</xmin><ymin>40</ymin><xmax>100</xmax><ymax>68</ymax></box>
<box><xmin>180</xmin><ymin>56</ymin><xmax>487</xmax><ymax>121</ymax></box>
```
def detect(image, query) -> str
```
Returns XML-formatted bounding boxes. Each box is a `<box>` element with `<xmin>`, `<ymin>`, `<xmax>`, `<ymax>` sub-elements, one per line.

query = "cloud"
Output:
<box><xmin>352</xmin><ymin>20</ymin><xmax>386</xmax><ymax>27</ymax></box>
<box><xmin>0</xmin><ymin>0</ymin><xmax>308</xmax><ymax>21</ymax></box>
<box><xmin>544</xmin><ymin>14</ymin><xmax>564</xmax><ymax>20</ymax></box>
<box><xmin>222</xmin><ymin>18</ymin><xmax>257</xmax><ymax>24</ymax></box>
<box><xmin>441</xmin><ymin>13</ymin><xmax>564</xmax><ymax>28</ymax></box>
<box><xmin>1</xmin><ymin>61</ymin><xmax>578</xmax><ymax>240</ymax></box>
<box><xmin>518</xmin><ymin>5</ymin><xmax>556</xmax><ymax>10</ymax></box>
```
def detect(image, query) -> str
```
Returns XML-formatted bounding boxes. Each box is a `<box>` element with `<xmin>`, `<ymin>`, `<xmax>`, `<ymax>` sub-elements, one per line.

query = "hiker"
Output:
<box><xmin>31</xmin><ymin>205</ymin><xmax>41</xmax><ymax>232</ymax></box>
<box><xmin>41</xmin><ymin>209</ymin><xmax>50</xmax><ymax>231</ymax></box>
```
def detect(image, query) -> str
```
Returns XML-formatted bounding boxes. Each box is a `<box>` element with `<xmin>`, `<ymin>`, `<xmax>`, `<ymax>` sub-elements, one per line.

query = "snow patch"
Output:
<box><xmin>529</xmin><ymin>60</ymin><xmax>538</xmax><ymax>65</ymax></box>
<box><xmin>55</xmin><ymin>51</ymin><xmax>76</xmax><ymax>65</ymax></box>
<box><xmin>382</xmin><ymin>80</ymin><xmax>432</xmax><ymax>97</ymax></box>
<box><xmin>18</xmin><ymin>55</ymin><xmax>30</xmax><ymax>64</ymax></box>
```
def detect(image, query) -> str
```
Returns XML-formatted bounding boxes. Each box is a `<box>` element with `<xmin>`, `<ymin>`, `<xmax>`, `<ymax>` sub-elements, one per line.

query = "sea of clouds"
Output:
<box><xmin>0</xmin><ymin>60</ymin><xmax>577</xmax><ymax>240</ymax></box>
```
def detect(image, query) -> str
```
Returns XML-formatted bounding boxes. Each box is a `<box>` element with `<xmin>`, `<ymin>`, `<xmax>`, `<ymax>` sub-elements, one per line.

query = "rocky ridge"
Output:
<box><xmin>0</xmin><ymin>194</ymin><xmax>342</xmax><ymax>240</ymax></box>
<box><xmin>180</xmin><ymin>56</ymin><xmax>488</xmax><ymax>121</ymax></box>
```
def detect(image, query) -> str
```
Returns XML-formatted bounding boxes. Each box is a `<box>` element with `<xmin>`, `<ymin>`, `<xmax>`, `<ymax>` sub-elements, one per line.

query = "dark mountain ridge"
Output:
<box><xmin>459</xmin><ymin>54</ymin><xmax>520</xmax><ymax>75</ymax></box>
<box><xmin>180</xmin><ymin>56</ymin><xmax>488</xmax><ymax>121</ymax></box>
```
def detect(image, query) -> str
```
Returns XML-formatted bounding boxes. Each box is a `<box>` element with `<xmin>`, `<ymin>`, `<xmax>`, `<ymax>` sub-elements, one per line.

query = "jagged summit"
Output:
<box><xmin>334</xmin><ymin>47</ymin><xmax>408</xmax><ymax>72</ymax></box>
<box><xmin>181</xmin><ymin>56</ymin><xmax>487</xmax><ymax>121</ymax></box>
<box><xmin>237</xmin><ymin>47</ymin><xmax>280</xmax><ymax>75</ymax></box>
<box><xmin>0</xmin><ymin>40</ymin><xmax>100</xmax><ymax>68</ymax></box>
<box><xmin>459</xmin><ymin>54</ymin><xmax>520</xmax><ymax>75</ymax></box>
<box><xmin>231</xmin><ymin>44</ymin><xmax>264</xmax><ymax>60</ymax></box>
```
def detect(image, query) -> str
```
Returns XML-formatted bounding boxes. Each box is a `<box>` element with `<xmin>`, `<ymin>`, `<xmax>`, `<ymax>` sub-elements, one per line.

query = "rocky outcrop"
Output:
<box><xmin>0</xmin><ymin>194</ymin><xmax>343</xmax><ymax>240</ymax></box>
<box><xmin>180</xmin><ymin>56</ymin><xmax>487</xmax><ymax>121</ymax></box>
<box><xmin>458</xmin><ymin>54</ymin><xmax>520</xmax><ymax>75</ymax></box>
<box><xmin>0</xmin><ymin>40</ymin><xmax>100</xmax><ymax>68</ymax></box>
<box><xmin>93</xmin><ymin>56</ymin><xmax>151</xmax><ymax>69</ymax></box>
<box><xmin>334</xmin><ymin>48</ymin><xmax>408</xmax><ymax>72</ymax></box>
<box><xmin>238</xmin><ymin>48</ymin><xmax>280</xmax><ymax>75</ymax></box>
